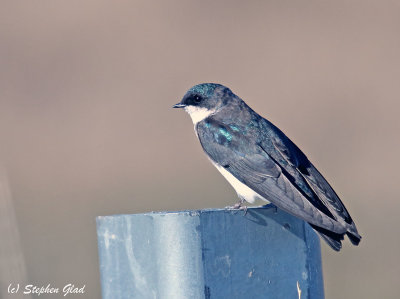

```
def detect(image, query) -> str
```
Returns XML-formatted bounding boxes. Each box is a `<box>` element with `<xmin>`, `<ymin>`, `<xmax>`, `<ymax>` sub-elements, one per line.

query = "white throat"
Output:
<box><xmin>185</xmin><ymin>106</ymin><xmax>216</xmax><ymax>124</ymax></box>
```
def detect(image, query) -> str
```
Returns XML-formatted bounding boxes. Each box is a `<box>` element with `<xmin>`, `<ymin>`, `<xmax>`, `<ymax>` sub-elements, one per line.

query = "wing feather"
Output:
<box><xmin>197</xmin><ymin>119</ymin><xmax>347</xmax><ymax>234</ymax></box>
<box><xmin>266</xmin><ymin>128</ymin><xmax>355</xmax><ymax>226</ymax></box>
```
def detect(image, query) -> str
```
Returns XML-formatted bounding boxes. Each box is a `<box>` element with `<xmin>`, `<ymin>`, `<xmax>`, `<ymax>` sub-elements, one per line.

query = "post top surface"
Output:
<box><xmin>96</xmin><ymin>205</ymin><xmax>276</xmax><ymax>220</ymax></box>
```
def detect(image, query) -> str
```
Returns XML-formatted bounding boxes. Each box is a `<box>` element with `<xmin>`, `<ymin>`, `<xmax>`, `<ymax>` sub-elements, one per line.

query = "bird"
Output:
<box><xmin>173</xmin><ymin>83</ymin><xmax>361</xmax><ymax>251</ymax></box>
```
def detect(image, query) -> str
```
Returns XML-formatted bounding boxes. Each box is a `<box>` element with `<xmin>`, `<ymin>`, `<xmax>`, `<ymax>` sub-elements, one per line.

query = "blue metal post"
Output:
<box><xmin>96</xmin><ymin>206</ymin><xmax>324</xmax><ymax>299</ymax></box>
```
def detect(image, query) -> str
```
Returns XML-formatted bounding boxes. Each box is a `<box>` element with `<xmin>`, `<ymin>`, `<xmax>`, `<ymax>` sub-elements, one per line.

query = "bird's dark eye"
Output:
<box><xmin>193</xmin><ymin>95</ymin><xmax>202</xmax><ymax>104</ymax></box>
<box><xmin>187</xmin><ymin>94</ymin><xmax>203</xmax><ymax>106</ymax></box>
<box><xmin>184</xmin><ymin>94</ymin><xmax>204</xmax><ymax>106</ymax></box>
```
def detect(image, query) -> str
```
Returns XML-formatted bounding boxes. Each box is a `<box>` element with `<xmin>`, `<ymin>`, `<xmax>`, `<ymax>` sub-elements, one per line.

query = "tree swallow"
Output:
<box><xmin>173</xmin><ymin>83</ymin><xmax>361</xmax><ymax>251</ymax></box>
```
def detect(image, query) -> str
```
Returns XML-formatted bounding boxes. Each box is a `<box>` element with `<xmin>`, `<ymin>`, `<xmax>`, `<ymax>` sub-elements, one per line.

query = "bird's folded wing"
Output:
<box><xmin>265</xmin><ymin>131</ymin><xmax>354</xmax><ymax>225</ymax></box>
<box><xmin>197</xmin><ymin>123</ymin><xmax>346</xmax><ymax>233</ymax></box>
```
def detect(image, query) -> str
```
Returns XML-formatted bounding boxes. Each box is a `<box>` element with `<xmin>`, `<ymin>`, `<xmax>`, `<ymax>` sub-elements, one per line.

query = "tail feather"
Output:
<box><xmin>347</xmin><ymin>231</ymin><xmax>362</xmax><ymax>246</ymax></box>
<box><xmin>310</xmin><ymin>224</ymin><xmax>344</xmax><ymax>252</ymax></box>
<box><xmin>310</xmin><ymin>223</ymin><xmax>362</xmax><ymax>251</ymax></box>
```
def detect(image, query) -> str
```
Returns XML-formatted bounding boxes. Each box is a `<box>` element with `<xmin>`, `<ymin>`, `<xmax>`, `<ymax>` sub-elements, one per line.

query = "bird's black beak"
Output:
<box><xmin>173</xmin><ymin>103</ymin><xmax>186</xmax><ymax>108</ymax></box>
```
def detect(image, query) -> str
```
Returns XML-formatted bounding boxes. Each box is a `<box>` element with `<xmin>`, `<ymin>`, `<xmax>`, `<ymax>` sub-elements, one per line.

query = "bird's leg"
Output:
<box><xmin>225</xmin><ymin>197</ymin><xmax>244</xmax><ymax>209</ymax></box>
<box><xmin>233</xmin><ymin>197</ymin><xmax>245</xmax><ymax>209</ymax></box>
<box><xmin>225</xmin><ymin>196</ymin><xmax>248</xmax><ymax>215</ymax></box>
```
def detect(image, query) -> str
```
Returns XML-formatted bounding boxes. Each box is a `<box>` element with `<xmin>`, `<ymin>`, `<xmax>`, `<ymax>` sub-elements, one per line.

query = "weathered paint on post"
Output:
<box><xmin>96</xmin><ymin>206</ymin><xmax>324</xmax><ymax>299</ymax></box>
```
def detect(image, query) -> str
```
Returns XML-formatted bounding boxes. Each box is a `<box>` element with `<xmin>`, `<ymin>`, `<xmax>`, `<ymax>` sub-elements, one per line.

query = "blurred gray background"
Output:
<box><xmin>1</xmin><ymin>1</ymin><xmax>399</xmax><ymax>298</ymax></box>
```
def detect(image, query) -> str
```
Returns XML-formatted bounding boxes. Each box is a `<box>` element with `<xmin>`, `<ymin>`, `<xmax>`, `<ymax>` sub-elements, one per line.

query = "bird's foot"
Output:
<box><xmin>225</xmin><ymin>198</ymin><xmax>245</xmax><ymax>209</ymax></box>
<box><xmin>225</xmin><ymin>198</ymin><xmax>248</xmax><ymax>216</ymax></box>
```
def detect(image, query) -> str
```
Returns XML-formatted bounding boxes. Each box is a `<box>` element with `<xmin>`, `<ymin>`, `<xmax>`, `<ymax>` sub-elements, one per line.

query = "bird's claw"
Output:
<box><xmin>225</xmin><ymin>198</ymin><xmax>248</xmax><ymax>216</ymax></box>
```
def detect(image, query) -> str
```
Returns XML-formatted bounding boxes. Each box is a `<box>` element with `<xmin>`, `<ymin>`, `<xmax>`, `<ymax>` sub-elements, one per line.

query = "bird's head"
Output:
<box><xmin>173</xmin><ymin>83</ymin><xmax>233</xmax><ymax>124</ymax></box>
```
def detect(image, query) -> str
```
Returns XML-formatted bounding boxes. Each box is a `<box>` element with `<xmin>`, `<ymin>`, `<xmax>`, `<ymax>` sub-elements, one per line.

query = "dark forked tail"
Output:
<box><xmin>310</xmin><ymin>224</ymin><xmax>361</xmax><ymax>252</ymax></box>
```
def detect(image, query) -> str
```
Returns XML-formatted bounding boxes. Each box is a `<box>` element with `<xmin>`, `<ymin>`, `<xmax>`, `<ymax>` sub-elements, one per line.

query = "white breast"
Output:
<box><xmin>211</xmin><ymin>161</ymin><xmax>269</xmax><ymax>204</ymax></box>
<box><xmin>185</xmin><ymin>106</ymin><xmax>216</xmax><ymax>125</ymax></box>
<box><xmin>186</xmin><ymin>106</ymin><xmax>268</xmax><ymax>205</ymax></box>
